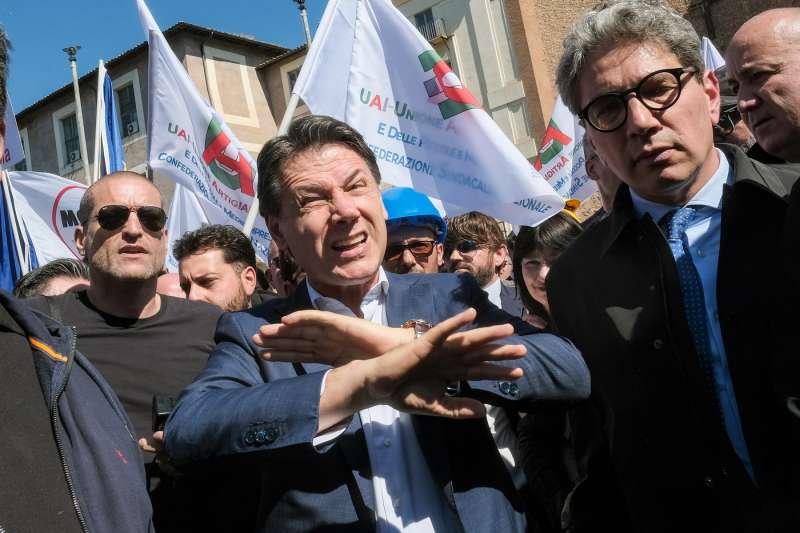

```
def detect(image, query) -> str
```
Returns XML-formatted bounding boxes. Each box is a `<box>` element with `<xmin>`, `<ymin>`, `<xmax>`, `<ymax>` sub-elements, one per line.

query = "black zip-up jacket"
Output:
<box><xmin>0</xmin><ymin>291</ymin><xmax>154</xmax><ymax>533</ymax></box>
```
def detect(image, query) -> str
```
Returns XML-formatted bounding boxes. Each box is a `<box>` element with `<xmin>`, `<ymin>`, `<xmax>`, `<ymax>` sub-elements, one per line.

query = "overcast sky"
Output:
<box><xmin>2</xmin><ymin>0</ymin><xmax>326</xmax><ymax>111</ymax></box>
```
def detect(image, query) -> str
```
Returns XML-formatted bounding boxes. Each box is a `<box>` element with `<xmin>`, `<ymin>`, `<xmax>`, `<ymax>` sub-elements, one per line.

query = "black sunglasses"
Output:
<box><xmin>444</xmin><ymin>239</ymin><xmax>484</xmax><ymax>256</ymax></box>
<box><xmin>91</xmin><ymin>205</ymin><xmax>167</xmax><ymax>232</ymax></box>
<box><xmin>579</xmin><ymin>67</ymin><xmax>697</xmax><ymax>132</ymax></box>
<box><xmin>384</xmin><ymin>240</ymin><xmax>436</xmax><ymax>262</ymax></box>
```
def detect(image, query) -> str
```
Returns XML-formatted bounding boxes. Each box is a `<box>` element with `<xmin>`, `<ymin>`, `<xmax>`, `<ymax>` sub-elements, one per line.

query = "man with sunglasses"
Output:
<box><xmin>381</xmin><ymin>187</ymin><xmax>446</xmax><ymax>274</ymax></box>
<box><xmin>27</xmin><ymin>172</ymin><xmax>223</xmax><ymax>532</ymax></box>
<box><xmin>544</xmin><ymin>1</ymin><xmax>800</xmax><ymax>531</ymax></box>
<box><xmin>446</xmin><ymin>211</ymin><xmax>524</xmax><ymax>318</ymax></box>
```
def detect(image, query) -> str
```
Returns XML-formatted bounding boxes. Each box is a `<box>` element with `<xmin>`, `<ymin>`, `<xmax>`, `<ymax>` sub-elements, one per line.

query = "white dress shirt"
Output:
<box><xmin>307</xmin><ymin>268</ymin><xmax>460</xmax><ymax>532</ymax></box>
<box><xmin>480</xmin><ymin>276</ymin><xmax>524</xmax><ymax>486</ymax></box>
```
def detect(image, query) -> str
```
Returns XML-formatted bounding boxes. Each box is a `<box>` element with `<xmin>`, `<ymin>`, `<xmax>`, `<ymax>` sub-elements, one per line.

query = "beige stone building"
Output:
<box><xmin>14</xmin><ymin>23</ymin><xmax>287</xmax><ymax>205</ymax></box>
<box><xmin>15</xmin><ymin>0</ymin><xmax>798</xmax><ymax>206</ymax></box>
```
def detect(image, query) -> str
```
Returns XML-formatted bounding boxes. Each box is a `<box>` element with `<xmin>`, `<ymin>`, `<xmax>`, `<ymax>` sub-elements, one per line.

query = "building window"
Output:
<box><xmin>415</xmin><ymin>9</ymin><xmax>436</xmax><ymax>41</ymax></box>
<box><xmin>287</xmin><ymin>67</ymin><xmax>301</xmax><ymax>93</ymax></box>
<box><xmin>111</xmin><ymin>69</ymin><xmax>147</xmax><ymax>142</ymax></box>
<box><xmin>116</xmin><ymin>84</ymin><xmax>140</xmax><ymax>138</ymax></box>
<box><xmin>61</xmin><ymin>114</ymin><xmax>81</xmax><ymax>164</ymax></box>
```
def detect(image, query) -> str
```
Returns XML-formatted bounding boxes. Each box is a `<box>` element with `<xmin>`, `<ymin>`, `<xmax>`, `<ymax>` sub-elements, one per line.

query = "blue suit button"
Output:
<box><xmin>499</xmin><ymin>382</ymin><xmax>511</xmax><ymax>395</ymax></box>
<box><xmin>255</xmin><ymin>430</ymin><xmax>268</xmax><ymax>444</ymax></box>
<box><xmin>244</xmin><ymin>431</ymin><xmax>256</xmax><ymax>445</ymax></box>
<box><xmin>265</xmin><ymin>428</ymin><xmax>279</xmax><ymax>443</ymax></box>
<box><xmin>508</xmin><ymin>383</ymin><xmax>520</xmax><ymax>397</ymax></box>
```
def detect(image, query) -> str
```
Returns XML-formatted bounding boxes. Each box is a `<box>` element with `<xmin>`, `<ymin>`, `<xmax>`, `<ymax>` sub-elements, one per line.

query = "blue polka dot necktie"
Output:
<box><xmin>660</xmin><ymin>207</ymin><xmax>720</xmax><ymax>411</ymax></box>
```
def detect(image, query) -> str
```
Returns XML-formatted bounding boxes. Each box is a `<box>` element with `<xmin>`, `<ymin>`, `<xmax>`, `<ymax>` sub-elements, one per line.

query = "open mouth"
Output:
<box><xmin>331</xmin><ymin>234</ymin><xmax>367</xmax><ymax>252</ymax></box>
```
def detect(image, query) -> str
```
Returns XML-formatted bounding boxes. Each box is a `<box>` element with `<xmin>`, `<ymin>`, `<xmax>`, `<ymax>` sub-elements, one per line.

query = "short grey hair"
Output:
<box><xmin>256</xmin><ymin>115</ymin><xmax>381</xmax><ymax>218</ymax></box>
<box><xmin>556</xmin><ymin>0</ymin><xmax>704</xmax><ymax>115</ymax></box>
<box><xmin>77</xmin><ymin>172</ymin><xmax>160</xmax><ymax>224</ymax></box>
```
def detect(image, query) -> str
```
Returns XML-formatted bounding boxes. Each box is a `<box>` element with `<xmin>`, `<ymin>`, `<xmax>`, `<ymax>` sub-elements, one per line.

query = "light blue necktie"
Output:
<box><xmin>660</xmin><ymin>207</ymin><xmax>720</xmax><ymax>412</ymax></box>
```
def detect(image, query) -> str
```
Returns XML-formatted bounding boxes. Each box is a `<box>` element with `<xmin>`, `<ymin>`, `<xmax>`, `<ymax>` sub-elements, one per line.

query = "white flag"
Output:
<box><xmin>6</xmin><ymin>171</ymin><xmax>86</xmax><ymax>263</ymax></box>
<box><xmin>2</xmin><ymin>94</ymin><xmax>25</xmax><ymax>169</ymax></box>
<box><xmin>136</xmin><ymin>0</ymin><xmax>270</xmax><ymax>262</ymax></box>
<box><xmin>292</xmin><ymin>0</ymin><xmax>564</xmax><ymax>226</ymax></box>
<box><xmin>702</xmin><ymin>36</ymin><xmax>725</xmax><ymax>71</ymax></box>
<box><xmin>164</xmin><ymin>184</ymin><xmax>209</xmax><ymax>272</ymax></box>
<box><xmin>535</xmin><ymin>97</ymin><xmax>596</xmax><ymax>203</ymax></box>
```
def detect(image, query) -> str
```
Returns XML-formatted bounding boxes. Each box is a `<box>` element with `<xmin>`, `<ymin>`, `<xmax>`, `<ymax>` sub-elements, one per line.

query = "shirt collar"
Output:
<box><xmin>483</xmin><ymin>277</ymin><xmax>502</xmax><ymax>308</ymax></box>
<box><xmin>630</xmin><ymin>147</ymin><xmax>732</xmax><ymax>221</ymax></box>
<box><xmin>306</xmin><ymin>267</ymin><xmax>390</xmax><ymax>312</ymax></box>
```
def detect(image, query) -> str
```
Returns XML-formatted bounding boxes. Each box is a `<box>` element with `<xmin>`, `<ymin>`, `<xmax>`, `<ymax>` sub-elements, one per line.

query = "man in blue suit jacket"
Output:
<box><xmin>165</xmin><ymin>115</ymin><xmax>589</xmax><ymax>532</ymax></box>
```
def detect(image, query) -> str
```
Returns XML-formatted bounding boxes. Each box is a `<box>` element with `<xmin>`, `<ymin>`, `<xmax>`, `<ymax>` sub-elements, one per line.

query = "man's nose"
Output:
<box><xmin>401</xmin><ymin>248</ymin><xmax>417</xmax><ymax>266</ymax></box>
<box><xmin>330</xmin><ymin>191</ymin><xmax>359</xmax><ymax>222</ymax></box>
<box><xmin>121</xmin><ymin>210</ymin><xmax>144</xmax><ymax>237</ymax></box>
<box><xmin>625</xmin><ymin>97</ymin><xmax>662</xmax><ymax>135</ymax></box>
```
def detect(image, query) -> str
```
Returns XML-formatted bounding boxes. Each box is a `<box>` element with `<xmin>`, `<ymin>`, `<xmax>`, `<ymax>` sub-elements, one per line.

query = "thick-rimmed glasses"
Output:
<box><xmin>579</xmin><ymin>67</ymin><xmax>698</xmax><ymax>132</ymax></box>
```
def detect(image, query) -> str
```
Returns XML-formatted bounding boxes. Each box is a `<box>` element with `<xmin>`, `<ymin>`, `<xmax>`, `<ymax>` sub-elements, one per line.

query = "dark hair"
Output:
<box><xmin>172</xmin><ymin>224</ymin><xmax>256</xmax><ymax>272</ymax></box>
<box><xmin>13</xmin><ymin>258</ymin><xmax>90</xmax><ymax>298</ymax></box>
<box><xmin>77</xmin><ymin>172</ymin><xmax>159</xmax><ymax>224</ymax></box>
<box><xmin>0</xmin><ymin>28</ymin><xmax>9</xmax><ymax>118</ymax></box>
<box><xmin>256</xmin><ymin>115</ymin><xmax>381</xmax><ymax>218</ymax></box>
<box><xmin>512</xmin><ymin>212</ymin><xmax>583</xmax><ymax>319</ymax></box>
<box><xmin>445</xmin><ymin>211</ymin><xmax>506</xmax><ymax>250</ymax></box>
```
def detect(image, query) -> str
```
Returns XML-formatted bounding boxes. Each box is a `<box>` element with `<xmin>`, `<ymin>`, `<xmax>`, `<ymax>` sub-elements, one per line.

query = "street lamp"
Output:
<box><xmin>63</xmin><ymin>45</ymin><xmax>91</xmax><ymax>184</ymax></box>
<box><xmin>292</xmin><ymin>0</ymin><xmax>313</xmax><ymax>46</ymax></box>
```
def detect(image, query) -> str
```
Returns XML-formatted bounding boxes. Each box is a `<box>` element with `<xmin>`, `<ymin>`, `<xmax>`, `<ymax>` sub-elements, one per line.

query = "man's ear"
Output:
<box><xmin>704</xmin><ymin>68</ymin><xmax>722</xmax><ymax>124</ymax></box>
<box><xmin>435</xmin><ymin>242</ymin><xmax>444</xmax><ymax>267</ymax></box>
<box><xmin>493</xmin><ymin>245</ymin><xmax>508</xmax><ymax>269</ymax></box>
<box><xmin>75</xmin><ymin>225</ymin><xmax>87</xmax><ymax>258</ymax></box>
<box><xmin>241</xmin><ymin>265</ymin><xmax>258</xmax><ymax>297</ymax></box>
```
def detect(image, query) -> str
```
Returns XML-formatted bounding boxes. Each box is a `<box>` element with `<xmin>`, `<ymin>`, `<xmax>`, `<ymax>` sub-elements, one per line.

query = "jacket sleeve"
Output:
<box><xmin>164</xmin><ymin>311</ymin><xmax>331</xmax><ymax>466</ymax></box>
<box><xmin>458</xmin><ymin>274</ymin><xmax>590</xmax><ymax>407</ymax></box>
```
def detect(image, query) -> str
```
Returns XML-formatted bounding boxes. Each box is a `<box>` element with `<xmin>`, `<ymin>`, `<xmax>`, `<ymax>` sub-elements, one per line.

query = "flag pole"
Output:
<box><xmin>64</xmin><ymin>46</ymin><xmax>92</xmax><ymax>185</ymax></box>
<box><xmin>242</xmin><ymin>1</ymin><xmax>313</xmax><ymax>236</ymax></box>
<box><xmin>1</xmin><ymin>170</ymin><xmax>30</xmax><ymax>275</ymax></box>
<box><xmin>92</xmin><ymin>60</ymin><xmax>106</xmax><ymax>183</ymax></box>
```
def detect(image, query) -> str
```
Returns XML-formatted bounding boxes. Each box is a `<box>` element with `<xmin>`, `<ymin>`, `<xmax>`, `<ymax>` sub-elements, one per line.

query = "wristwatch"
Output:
<box><xmin>400</xmin><ymin>319</ymin><xmax>433</xmax><ymax>338</ymax></box>
<box><xmin>401</xmin><ymin>319</ymin><xmax>460</xmax><ymax>396</ymax></box>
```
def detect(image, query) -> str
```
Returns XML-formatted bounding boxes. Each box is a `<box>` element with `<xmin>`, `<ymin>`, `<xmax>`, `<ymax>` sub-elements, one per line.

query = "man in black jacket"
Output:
<box><xmin>0</xmin><ymin>292</ymin><xmax>154</xmax><ymax>532</ymax></box>
<box><xmin>0</xmin><ymin>28</ymin><xmax>152</xmax><ymax>533</ymax></box>
<box><xmin>547</xmin><ymin>1</ymin><xmax>800</xmax><ymax>531</ymax></box>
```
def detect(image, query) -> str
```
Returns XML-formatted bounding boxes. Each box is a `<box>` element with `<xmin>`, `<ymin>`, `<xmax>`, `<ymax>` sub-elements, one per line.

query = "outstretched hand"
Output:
<box><xmin>254</xmin><ymin>309</ymin><xmax>524</xmax><ymax>369</ymax></box>
<box><xmin>313</xmin><ymin>308</ymin><xmax>526</xmax><ymax>430</ymax></box>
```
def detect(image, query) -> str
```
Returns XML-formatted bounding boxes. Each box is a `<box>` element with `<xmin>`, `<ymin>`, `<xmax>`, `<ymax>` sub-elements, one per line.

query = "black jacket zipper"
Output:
<box><xmin>50</xmin><ymin>326</ymin><xmax>90</xmax><ymax>533</ymax></box>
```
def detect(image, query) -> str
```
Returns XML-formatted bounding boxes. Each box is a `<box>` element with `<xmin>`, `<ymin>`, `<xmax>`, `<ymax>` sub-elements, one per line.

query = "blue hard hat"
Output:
<box><xmin>382</xmin><ymin>187</ymin><xmax>447</xmax><ymax>243</ymax></box>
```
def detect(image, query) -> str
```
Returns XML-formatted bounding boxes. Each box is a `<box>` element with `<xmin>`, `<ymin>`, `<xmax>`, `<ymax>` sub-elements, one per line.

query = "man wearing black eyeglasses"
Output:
<box><xmin>27</xmin><ymin>171</ymin><xmax>223</xmax><ymax>532</ymax></box>
<box><xmin>546</xmin><ymin>1</ymin><xmax>800</xmax><ymax>531</ymax></box>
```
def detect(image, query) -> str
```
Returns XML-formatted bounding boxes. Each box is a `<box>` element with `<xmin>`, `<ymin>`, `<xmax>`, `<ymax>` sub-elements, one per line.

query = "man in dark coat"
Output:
<box><xmin>546</xmin><ymin>1</ymin><xmax>800</xmax><ymax>531</ymax></box>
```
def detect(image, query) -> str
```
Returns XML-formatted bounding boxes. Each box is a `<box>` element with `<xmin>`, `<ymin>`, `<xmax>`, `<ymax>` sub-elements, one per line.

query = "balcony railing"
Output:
<box><xmin>415</xmin><ymin>18</ymin><xmax>448</xmax><ymax>42</ymax></box>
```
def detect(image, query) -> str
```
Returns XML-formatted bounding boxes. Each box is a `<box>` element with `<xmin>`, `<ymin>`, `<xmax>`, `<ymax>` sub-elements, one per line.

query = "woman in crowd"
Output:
<box><xmin>512</xmin><ymin>208</ymin><xmax>630</xmax><ymax>532</ymax></box>
<box><xmin>512</xmin><ymin>210</ymin><xmax>583</xmax><ymax>329</ymax></box>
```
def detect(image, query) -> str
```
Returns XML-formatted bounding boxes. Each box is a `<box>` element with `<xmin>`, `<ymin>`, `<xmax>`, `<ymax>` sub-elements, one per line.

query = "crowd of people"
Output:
<box><xmin>2</xmin><ymin>1</ymin><xmax>799</xmax><ymax>532</ymax></box>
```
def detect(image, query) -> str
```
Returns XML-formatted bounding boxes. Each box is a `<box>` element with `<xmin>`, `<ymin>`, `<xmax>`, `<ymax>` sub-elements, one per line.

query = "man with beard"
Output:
<box><xmin>174</xmin><ymin>224</ymin><xmax>258</xmax><ymax>311</ymax></box>
<box><xmin>381</xmin><ymin>187</ymin><xmax>446</xmax><ymax>274</ymax></box>
<box><xmin>27</xmin><ymin>171</ymin><xmax>222</xmax><ymax>532</ymax></box>
<box><xmin>446</xmin><ymin>211</ymin><xmax>524</xmax><ymax>317</ymax></box>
